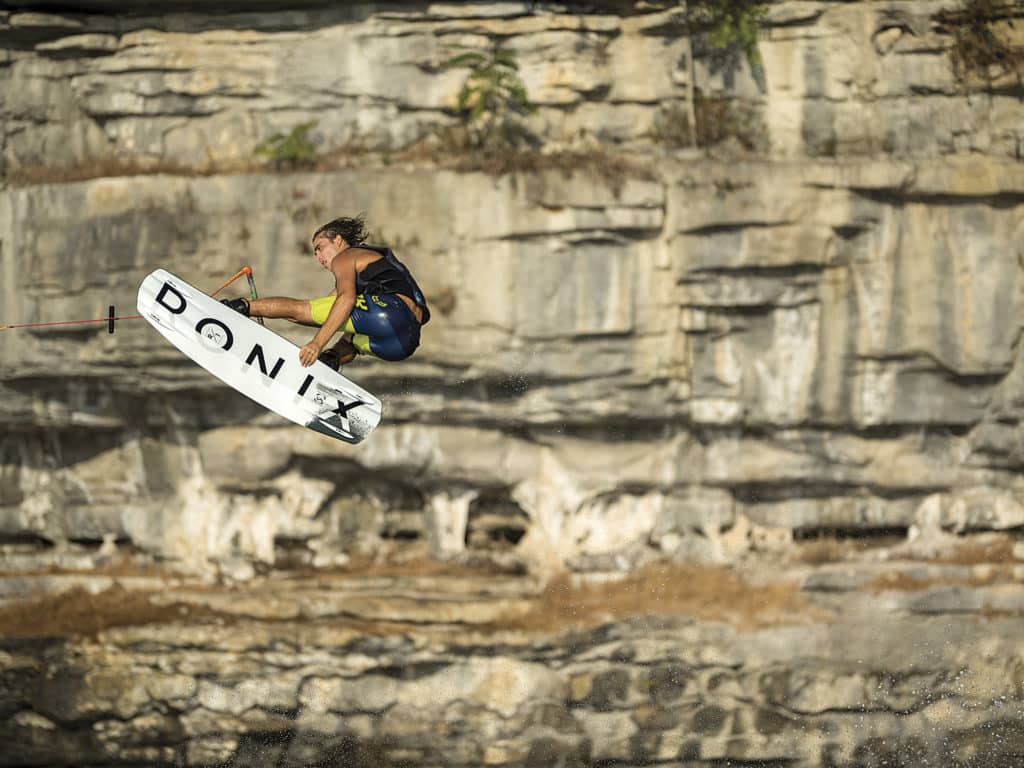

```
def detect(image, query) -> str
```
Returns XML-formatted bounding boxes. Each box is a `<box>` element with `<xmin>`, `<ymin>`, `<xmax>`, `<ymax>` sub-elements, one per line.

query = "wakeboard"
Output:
<box><xmin>137</xmin><ymin>268</ymin><xmax>382</xmax><ymax>444</ymax></box>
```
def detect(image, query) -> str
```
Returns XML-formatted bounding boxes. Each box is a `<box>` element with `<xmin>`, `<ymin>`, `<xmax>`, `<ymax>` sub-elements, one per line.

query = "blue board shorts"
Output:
<box><xmin>309</xmin><ymin>293</ymin><xmax>420</xmax><ymax>361</ymax></box>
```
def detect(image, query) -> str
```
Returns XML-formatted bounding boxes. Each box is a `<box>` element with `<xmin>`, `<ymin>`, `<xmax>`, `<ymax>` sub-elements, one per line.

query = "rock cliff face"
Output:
<box><xmin>2</xmin><ymin>1</ymin><xmax>1024</xmax><ymax>765</ymax></box>
<box><xmin>5</xmin><ymin>560</ymin><xmax>1024</xmax><ymax>767</ymax></box>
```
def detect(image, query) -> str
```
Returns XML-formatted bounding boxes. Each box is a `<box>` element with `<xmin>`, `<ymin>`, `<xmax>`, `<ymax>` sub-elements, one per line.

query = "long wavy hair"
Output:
<box><xmin>312</xmin><ymin>214</ymin><xmax>368</xmax><ymax>246</ymax></box>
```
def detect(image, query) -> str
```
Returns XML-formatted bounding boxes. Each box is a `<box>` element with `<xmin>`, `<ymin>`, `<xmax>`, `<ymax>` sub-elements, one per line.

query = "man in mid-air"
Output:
<box><xmin>221</xmin><ymin>215</ymin><xmax>430</xmax><ymax>369</ymax></box>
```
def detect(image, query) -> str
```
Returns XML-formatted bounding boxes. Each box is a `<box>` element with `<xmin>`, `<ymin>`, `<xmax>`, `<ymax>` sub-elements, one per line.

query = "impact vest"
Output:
<box><xmin>355</xmin><ymin>244</ymin><xmax>431</xmax><ymax>325</ymax></box>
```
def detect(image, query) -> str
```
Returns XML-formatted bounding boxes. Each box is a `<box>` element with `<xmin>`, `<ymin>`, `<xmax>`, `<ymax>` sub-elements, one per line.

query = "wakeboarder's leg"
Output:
<box><xmin>247</xmin><ymin>297</ymin><xmax>315</xmax><ymax>325</ymax></box>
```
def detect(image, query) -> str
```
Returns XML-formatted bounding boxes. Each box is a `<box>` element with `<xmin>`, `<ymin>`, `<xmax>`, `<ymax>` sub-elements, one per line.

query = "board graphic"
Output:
<box><xmin>137</xmin><ymin>269</ymin><xmax>382</xmax><ymax>444</ymax></box>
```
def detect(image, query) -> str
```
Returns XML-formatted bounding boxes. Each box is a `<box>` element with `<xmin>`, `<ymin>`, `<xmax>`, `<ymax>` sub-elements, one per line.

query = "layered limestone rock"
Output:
<box><xmin>2</xmin><ymin>160</ymin><xmax>1023</xmax><ymax>574</ymax></box>
<box><xmin>2</xmin><ymin>1</ymin><xmax>1021</xmax><ymax>178</ymax></box>
<box><xmin>3</xmin><ymin>564</ymin><xmax>1024</xmax><ymax>767</ymax></box>
<box><xmin>2</xmin><ymin>1</ymin><xmax>1024</xmax><ymax>764</ymax></box>
<box><xmin>1</xmin><ymin>0</ymin><xmax>1022</xmax><ymax>577</ymax></box>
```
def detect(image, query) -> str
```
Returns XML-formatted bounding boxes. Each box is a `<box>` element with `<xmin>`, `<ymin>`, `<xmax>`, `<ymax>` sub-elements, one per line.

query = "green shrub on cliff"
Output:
<box><xmin>255</xmin><ymin>121</ymin><xmax>318</xmax><ymax>169</ymax></box>
<box><xmin>686</xmin><ymin>0</ymin><xmax>766</xmax><ymax>68</ymax></box>
<box><xmin>446</xmin><ymin>47</ymin><xmax>538</xmax><ymax>152</ymax></box>
<box><xmin>650</xmin><ymin>1</ymin><xmax>767</xmax><ymax>153</ymax></box>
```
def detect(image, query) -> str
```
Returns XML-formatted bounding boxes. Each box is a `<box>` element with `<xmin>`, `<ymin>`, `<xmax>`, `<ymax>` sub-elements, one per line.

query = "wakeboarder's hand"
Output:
<box><xmin>299</xmin><ymin>341</ymin><xmax>323</xmax><ymax>367</ymax></box>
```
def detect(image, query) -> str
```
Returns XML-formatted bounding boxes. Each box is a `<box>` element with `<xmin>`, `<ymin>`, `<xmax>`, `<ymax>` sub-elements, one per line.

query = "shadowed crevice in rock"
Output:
<box><xmin>852</xmin><ymin>188</ymin><xmax>1024</xmax><ymax>208</ymax></box>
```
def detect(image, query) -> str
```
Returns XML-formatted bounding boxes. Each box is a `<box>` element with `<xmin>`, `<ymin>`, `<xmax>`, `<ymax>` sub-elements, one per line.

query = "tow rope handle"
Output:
<box><xmin>1</xmin><ymin>266</ymin><xmax>260</xmax><ymax>334</ymax></box>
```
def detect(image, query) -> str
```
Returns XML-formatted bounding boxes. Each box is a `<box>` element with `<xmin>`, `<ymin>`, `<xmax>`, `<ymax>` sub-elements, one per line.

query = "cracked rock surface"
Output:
<box><xmin>3</xmin><ymin>559</ymin><xmax>1024</xmax><ymax>767</ymax></box>
<box><xmin>2</xmin><ymin>1</ymin><xmax>1024</xmax><ymax>764</ymax></box>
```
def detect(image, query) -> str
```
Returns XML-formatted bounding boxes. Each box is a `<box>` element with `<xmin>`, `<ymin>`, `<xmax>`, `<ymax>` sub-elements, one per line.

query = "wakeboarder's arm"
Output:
<box><xmin>298</xmin><ymin>252</ymin><xmax>357</xmax><ymax>366</ymax></box>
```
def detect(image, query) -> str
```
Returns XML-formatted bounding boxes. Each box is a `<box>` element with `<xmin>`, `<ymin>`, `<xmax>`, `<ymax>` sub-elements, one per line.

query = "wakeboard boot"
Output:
<box><xmin>318</xmin><ymin>338</ymin><xmax>357</xmax><ymax>371</ymax></box>
<box><xmin>318</xmin><ymin>348</ymin><xmax>343</xmax><ymax>371</ymax></box>
<box><xmin>219</xmin><ymin>297</ymin><xmax>250</xmax><ymax>316</ymax></box>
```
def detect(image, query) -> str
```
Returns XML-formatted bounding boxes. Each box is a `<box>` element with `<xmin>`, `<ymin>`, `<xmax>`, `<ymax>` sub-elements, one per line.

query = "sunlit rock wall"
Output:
<box><xmin>3</xmin><ymin>2</ymin><xmax>1024</xmax><ymax>767</ymax></box>
<box><xmin>1</xmin><ymin>1</ymin><xmax>1023</xmax><ymax>576</ymax></box>
<box><xmin>7</xmin><ymin>601</ymin><xmax>1024</xmax><ymax>767</ymax></box>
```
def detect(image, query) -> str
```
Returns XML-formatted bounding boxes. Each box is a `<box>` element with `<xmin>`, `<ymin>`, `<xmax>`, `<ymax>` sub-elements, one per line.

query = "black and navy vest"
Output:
<box><xmin>355</xmin><ymin>244</ymin><xmax>431</xmax><ymax>325</ymax></box>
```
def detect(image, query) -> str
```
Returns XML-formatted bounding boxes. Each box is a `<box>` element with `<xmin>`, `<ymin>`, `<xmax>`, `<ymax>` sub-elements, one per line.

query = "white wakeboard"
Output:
<box><xmin>137</xmin><ymin>268</ymin><xmax>382</xmax><ymax>444</ymax></box>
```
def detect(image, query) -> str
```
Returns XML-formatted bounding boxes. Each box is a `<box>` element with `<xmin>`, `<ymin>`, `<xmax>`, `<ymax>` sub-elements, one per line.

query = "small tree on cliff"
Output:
<box><xmin>446</xmin><ymin>47</ymin><xmax>539</xmax><ymax>153</ymax></box>
<box><xmin>686</xmin><ymin>0</ymin><xmax>766</xmax><ymax>68</ymax></box>
<box><xmin>664</xmin><ymin>0</ymin><xmax>766</xmax><ymax>150</ymax></box>
<box><xmin>255</xmin><ymin>121</ymin><xmax>318</xmax><ymax>170</ymax></box>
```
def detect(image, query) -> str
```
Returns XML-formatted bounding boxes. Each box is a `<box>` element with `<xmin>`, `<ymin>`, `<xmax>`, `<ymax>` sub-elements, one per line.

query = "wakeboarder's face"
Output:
<box><xmin>312</xmin><ymin>234</ymin><xmax>347</xmax><ymax>270</ymax></box>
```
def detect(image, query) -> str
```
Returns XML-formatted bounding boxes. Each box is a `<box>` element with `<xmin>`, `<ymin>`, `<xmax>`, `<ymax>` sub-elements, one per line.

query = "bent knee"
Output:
<box><xmin>288</xmin><ymin>298</ymin><xmax>315</xmax><ymax>324</ymax></box>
